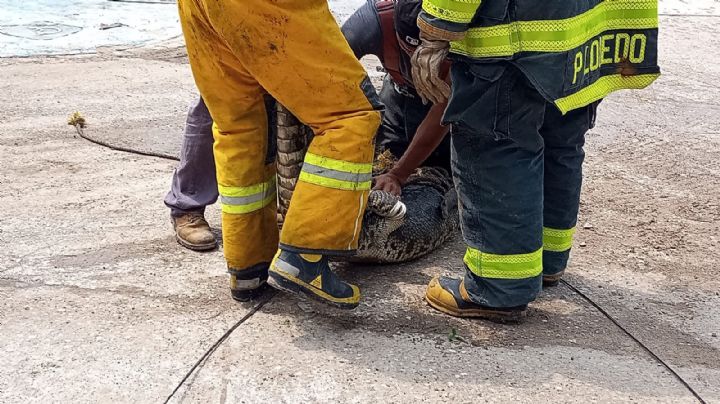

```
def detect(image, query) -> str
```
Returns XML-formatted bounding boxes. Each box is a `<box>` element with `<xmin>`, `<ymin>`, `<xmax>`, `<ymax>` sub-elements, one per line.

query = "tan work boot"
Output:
<box><xmin>172</xmin><ymin>212</ymin><xmax>217</xmax><ymax>251</ymax></box>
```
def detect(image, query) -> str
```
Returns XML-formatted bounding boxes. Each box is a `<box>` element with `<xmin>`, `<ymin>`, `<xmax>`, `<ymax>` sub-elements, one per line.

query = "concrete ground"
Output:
<box><xmin>1</xmin><ymin>14</ymin><xmax>719</xmax><ymax>404</ymax></box>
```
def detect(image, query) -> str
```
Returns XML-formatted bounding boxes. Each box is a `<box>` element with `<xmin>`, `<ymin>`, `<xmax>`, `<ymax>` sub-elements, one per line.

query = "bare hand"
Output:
<box><xmin>373</xmin><ymin>173</ymin><xmax>403</xmax><ymax>196</ymax></box>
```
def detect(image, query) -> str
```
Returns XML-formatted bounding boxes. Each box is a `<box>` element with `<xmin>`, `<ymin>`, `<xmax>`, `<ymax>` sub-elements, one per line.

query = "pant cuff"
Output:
<box><xmin>169</xmin><ymin>206</ymin><xmax>206</xmax><ymax>218</ymax></box>
<box><xmin>462</xmin><ymin>267</ymin><xmax>542</xmax><ymax>308</ymax></box>
<box><xmin>228</xmin><ymin>262</ymin><xmax>270</xmax><ymax>277</ymax></box>
<box><xmin>278</xmin><ymin>243</ymin><xmax>357</xmax><ymax>257</ymax></box>
<box><xmin>542</xmin><ymin>250</ymin><xmax>570</xmax><ymax>276</ymax></box>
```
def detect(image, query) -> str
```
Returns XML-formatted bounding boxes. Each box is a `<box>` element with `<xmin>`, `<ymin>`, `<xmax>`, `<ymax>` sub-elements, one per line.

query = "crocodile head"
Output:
<box><xmin>274</xmin><ymin>103</ymin><xmax>459</xmax><ymax>263</ymax></box>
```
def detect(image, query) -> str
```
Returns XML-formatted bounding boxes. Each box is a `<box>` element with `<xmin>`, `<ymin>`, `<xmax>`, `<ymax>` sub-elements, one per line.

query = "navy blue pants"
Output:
<box><xmin>444</xmin><ymin>62</ymin><xmax>597</xmax><ymax>308</ymax></box>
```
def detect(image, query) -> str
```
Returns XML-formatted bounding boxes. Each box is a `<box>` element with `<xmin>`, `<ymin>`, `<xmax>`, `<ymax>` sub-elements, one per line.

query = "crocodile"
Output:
<box><xmin>275</xmin><ymin>104</ymin><xmax>459</xmax><ymax>264</ymax></box>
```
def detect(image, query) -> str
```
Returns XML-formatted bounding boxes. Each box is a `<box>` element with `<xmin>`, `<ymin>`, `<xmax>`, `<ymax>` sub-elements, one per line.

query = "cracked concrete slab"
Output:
<box><xmin>1</xmin><ymin>12</ymin><xmax>719</xmax><ymax>404</ymax></box>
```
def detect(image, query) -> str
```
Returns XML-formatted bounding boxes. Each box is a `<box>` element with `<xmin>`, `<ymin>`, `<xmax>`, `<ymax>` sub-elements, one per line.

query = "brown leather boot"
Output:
<box><xmin>172</xmin><ymin>212</ymin><xmax>217</xmax><ymax>251</ymax></box>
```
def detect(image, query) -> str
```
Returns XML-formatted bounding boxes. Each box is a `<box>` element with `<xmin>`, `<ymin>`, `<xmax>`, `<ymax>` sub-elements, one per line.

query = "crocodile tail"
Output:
<box><xmin>275</xmin><ymin>103</ymin><xmax>312</xmax><ymax>228</ymax></box>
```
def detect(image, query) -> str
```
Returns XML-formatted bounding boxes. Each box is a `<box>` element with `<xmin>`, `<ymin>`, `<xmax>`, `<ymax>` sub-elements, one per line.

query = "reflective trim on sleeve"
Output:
<box><xmin>422</xmin><ymin>0</ymin><xmax>483</xmax><ymax>24</ymax></box>
<box><xmin>464</xmin><ymin>247</ymin><xmax>543</xmax><ymax>279</ymax></box>
<box><xmin>554</xmin><ymin>73</ymin><xmax>659</xmax><ymax>113</ymax></box>
<box><xmin>450</xmin><ymin>0</ymin><xmax>658</xmax><ymax>57</ymax></box>
<box><xmin>543</xmin><ymin>226</ymin><xmax>576</xmax><ymax>252</ymax></box>
<box><xmin>298</xmin><ymin>152</ymin><xmax>373</xmax><ymax>191</ymax></box>
<box><xmin>218</xmin><ymin>176</ymin><xmax>276</xmax><ymax>214</ymax></box>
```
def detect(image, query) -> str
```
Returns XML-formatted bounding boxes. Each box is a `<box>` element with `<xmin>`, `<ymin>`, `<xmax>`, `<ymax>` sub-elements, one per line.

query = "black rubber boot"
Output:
<box><xmin>228</xmin><ymin>264</ymin><xmax>269</xmax><ymax>302</ymax></box>
<box><xmin>268</xmin><ymin>250</ymin><xmax>360</xmax><ymax>310</ymax></box>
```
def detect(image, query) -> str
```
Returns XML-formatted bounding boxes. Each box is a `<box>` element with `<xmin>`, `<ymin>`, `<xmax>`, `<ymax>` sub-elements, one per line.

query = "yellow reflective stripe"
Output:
<box><xmin>221</xmin><ymin>193</ymin><xmax>275</xmax><ymax>214</ymax></box>
<box><xmin>422</xmin><ymin>0</ymin><xmax>482</xmax><ymax>24</ymax></box>
<box><xmin>219</xmin><ymin>176</ymin><xmax>276</xmax><ymax>214</ymax></box>
<box><xmin>221</xmin><ymin>194</ymin><xmax>275</xmax><ymax>214</ymax></box>
<box><xmin>299</xmin><ymin>172</ymin><xmax>372</xmax><ymax>191</ymax></box>
<box><xmin>218</xmin><ymin>176</ymin><xmax>276</xmax><ymax>198</ymax></box>
<box><xmin>450</xmin><ymin>0</ymin><xmax>658</xmax><ymax>57</ymax></box>
<box><xmin>555</xmin><ymin>73</ymin><xmax>659</xmax><ymax>113</ymax></box>
<box><xmin>464</xmin><ymin>247</ymin><xmax>543</xmax><ymax>280</ymax></box>
<box><xmin>304</xmin><ymin>152</ymin><xmax>372</xmax><ymax>175</ymax></box>
<box><xmin>543</xmin><ymin>227</ymin><xmax>576</xmax><ymax>252</ymax></box>
<box><xmin>300</xmin><ymin>152</ymin><xmax>373</xmax><ymax>191</ymax></box>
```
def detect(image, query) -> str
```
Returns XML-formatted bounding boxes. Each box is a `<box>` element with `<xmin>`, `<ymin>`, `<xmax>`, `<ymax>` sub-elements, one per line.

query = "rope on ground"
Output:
<box><xmin>659</xmin><ymin>13</ymin><xmax>720</xmax><ymax>17</ymax></box>
<box><xmin>68</xmin><ymin>121</ymin><xmax>277</xmax><ymax>402</ymax></box>
<box><xmin>162</xmin><ymin>290</ymin><xmax>277</xmax><ymax>404</ymax></box>
<box><xmin>70</xmin><ymin>120</ymin><xmax>708</xmax><ymax>403</ymax></box>
<box><xmin>71</xmin><ymin>123</ymin><xmax>179</xmax><ymax>161</ymax></box>
<box><xmin>561</xmin><ymin>279</ymin><xmax>707</xmax><ymax>404</ymax></box>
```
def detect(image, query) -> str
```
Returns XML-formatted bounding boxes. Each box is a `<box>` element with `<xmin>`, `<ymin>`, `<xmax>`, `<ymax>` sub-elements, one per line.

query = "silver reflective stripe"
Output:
<box><xmin>272</xmin><ymin>258</ymin><xmax>300</xmax><ymax>277</ymax></box>
<box><xmin>302</xmin><ymin>163</ymin><xmax>373</xmax><ymax>183</ymax></box>
<box><xmin>233</xmin><ymin>278</ymin><xmax>262</xmax><ymax>290</ymax></box>
<box><xmin>220</xmin><ymin>189</ymin><xmax>274</xmax><ymax>206</ymax></box>
<box><xmin>220</xmin><ymin>185</ymin><xmax>275</xmax><ymax>206</ymax></box>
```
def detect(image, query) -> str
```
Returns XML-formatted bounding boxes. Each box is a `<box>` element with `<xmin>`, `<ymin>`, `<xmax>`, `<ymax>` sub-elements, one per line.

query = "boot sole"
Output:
<box><xmin>425</xmin><ymin>293</ymin><xmax>525</xmax><ymax>324</ymax></box>
<box><xmin>267</xmin><ymin>268</ymin><xmax>359</xmax><ymax>310</ymax></box>
<box><xmin>231</xmin><ymin>283</ymin><xmax>268</xmax><ymax>302</ymax></box>
<box><xmin>542</xmin><ymin>271</ymin><xmax>565</xmax><ymax>287</ymax></box>
<box><xmin>175</xmin><ymin>234</ymin><xmax>217</xmax><ymax>252</ymax></box>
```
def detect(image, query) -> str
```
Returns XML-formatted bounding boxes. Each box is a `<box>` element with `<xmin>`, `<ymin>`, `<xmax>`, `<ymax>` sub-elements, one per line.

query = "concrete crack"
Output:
<box><xmin>163</xmin><ymin>289</ymin><xmax>277</xmax><ymax>404</ymax></box>
<box><xmin>562</xmin><ymin>279</ymin><xmax>707</xmax><ymax>404</ymax></box>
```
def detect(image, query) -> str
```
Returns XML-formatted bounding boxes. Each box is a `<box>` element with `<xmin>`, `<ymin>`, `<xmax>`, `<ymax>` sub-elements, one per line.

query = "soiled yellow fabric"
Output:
<box><xmin>178</xmin><ymin>0</ymin><xmax>381</xmax><ymax>270</ymax></box>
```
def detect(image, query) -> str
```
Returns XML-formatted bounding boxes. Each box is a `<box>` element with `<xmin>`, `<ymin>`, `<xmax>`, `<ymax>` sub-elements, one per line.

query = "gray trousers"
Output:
<box><xmin>164</xmin><ymin>97</ymin><xmax>217</xmax><ymax>217</ymax></box>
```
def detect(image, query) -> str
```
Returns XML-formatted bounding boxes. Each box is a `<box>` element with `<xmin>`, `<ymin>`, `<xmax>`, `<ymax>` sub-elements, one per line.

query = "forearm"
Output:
<box><xmin>341</xmin><ymin>0</ymin><xmax>382</xmax><ymax>59</ymax></box>
<box><xmin>390</xmin><ymin>100</ymin><xmax>450</xmax><ymax>181</ymax></box>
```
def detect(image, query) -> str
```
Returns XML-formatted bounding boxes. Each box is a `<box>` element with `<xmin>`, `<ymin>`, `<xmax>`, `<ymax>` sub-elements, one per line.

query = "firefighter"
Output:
<box><xmin>410</xmin><ymin>0</ymin><xmax>660</xmax><ymax>321</ymax></box>
<box><xmin>169</xmin><ymin>0</ymin><xmax>453</xmax><ymax>306</ymax></box>
<box><xmin>165</xmin><ymin>0</ymin><xmax>447</xmax><ymax>247</ymax></box>
<box><xmin>177</xmin><ymin>0</ymin><xmax>382</xmax><ymax>308</ymax></box>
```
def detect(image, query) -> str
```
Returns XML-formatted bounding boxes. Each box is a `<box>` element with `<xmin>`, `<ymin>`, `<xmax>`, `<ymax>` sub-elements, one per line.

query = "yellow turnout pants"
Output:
<box><xmin>178</xmin><ymin>0</ymin><xmax>381</xmax><ymax>270</ymax></box>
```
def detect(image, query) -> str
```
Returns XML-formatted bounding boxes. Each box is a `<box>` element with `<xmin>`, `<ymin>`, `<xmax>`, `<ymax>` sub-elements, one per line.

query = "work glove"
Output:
<box><xmin>411</xmin><ymin>33</ymin><xmax>450</xmax><ymax>105</ymax></box>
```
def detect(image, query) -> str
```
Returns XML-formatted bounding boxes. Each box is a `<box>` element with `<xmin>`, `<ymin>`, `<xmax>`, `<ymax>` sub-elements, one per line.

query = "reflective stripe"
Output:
<box><xmin>302</xmin><ymin>163</ymin><xmax>372</xmax><ymax>184</ymax></box>
<box><xmin>450</xmin><ymin>0</ymin><xmax>658</xmax><ymax>58</ymax></box>
<box><xmin>555</xmin><ymin>73</ymin><xmax>659</xmax><ymax>113</ymax></box>
<box><xmin>299</xmin><ymin>172</ymin><xmax>372</xmax><ymax>191</ymax></box>
<box><xmin>464</xmin><ymin>247</ymin><xmax>543</xmax><ymax>280</ymax></box>
<box><xmin>218</xmin><ymin>176</ymin><xmax>276</xmax><ymax>214</ymax></box>
<box><xmin>304</xmin><ymin>152</ymin><xmax>373</xmax><ymax>175</ymax></box>
<box><xmin>543</xmin><ymin>226</ymin><xmax>576</xmax><ymax>252</ymax></box>
<box><xmin>299</xmin><ymin>152</ymin><xmax>373</xmax><ymax>191</ymax></box>
<box><xmin>422</xmin><ymin>0</ymin><xmax>482</xmax><ymax>24</ymax></box>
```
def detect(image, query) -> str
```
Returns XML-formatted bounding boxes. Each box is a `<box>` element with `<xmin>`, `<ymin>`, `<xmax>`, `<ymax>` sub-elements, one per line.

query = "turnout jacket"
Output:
<box><xmin>418</xmin><ymin>0</ymin><xmax>660</xmax><ymax>113</ymax></box>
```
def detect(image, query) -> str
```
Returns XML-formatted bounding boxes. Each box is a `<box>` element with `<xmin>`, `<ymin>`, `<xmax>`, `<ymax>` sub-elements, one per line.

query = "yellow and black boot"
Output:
<box><xmin>268</xmin><ymin>250</ymin><xmax>360</xmax><ymax>310</ymax></box>
<box><xmin>425</xmin><ymin>276</ymin><xmax>527</xmax><ymax>323</ymax></box>
<box><xmin>229</xmin><ymin>264</ymin><xmax>269</xmax><ymax>302</ymax></box>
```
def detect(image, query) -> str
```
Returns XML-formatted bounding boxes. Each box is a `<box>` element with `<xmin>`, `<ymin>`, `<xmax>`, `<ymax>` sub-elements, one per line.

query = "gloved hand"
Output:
<box><xmin>411</xmin><ymin>33</ymin><xmax>450</xmax><ymax>105</ymax></box>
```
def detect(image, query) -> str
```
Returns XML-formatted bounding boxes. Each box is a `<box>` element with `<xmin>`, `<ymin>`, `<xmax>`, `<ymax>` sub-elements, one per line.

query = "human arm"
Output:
<box><xmin>340</xmin><ymin>0</ymin><xmax>383</xmax><ymax>59</ymax></box>
<box><xmin>373</xmin><ymin>98</ymin><xmax>450</xmax><ymax>195</ymax></box>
